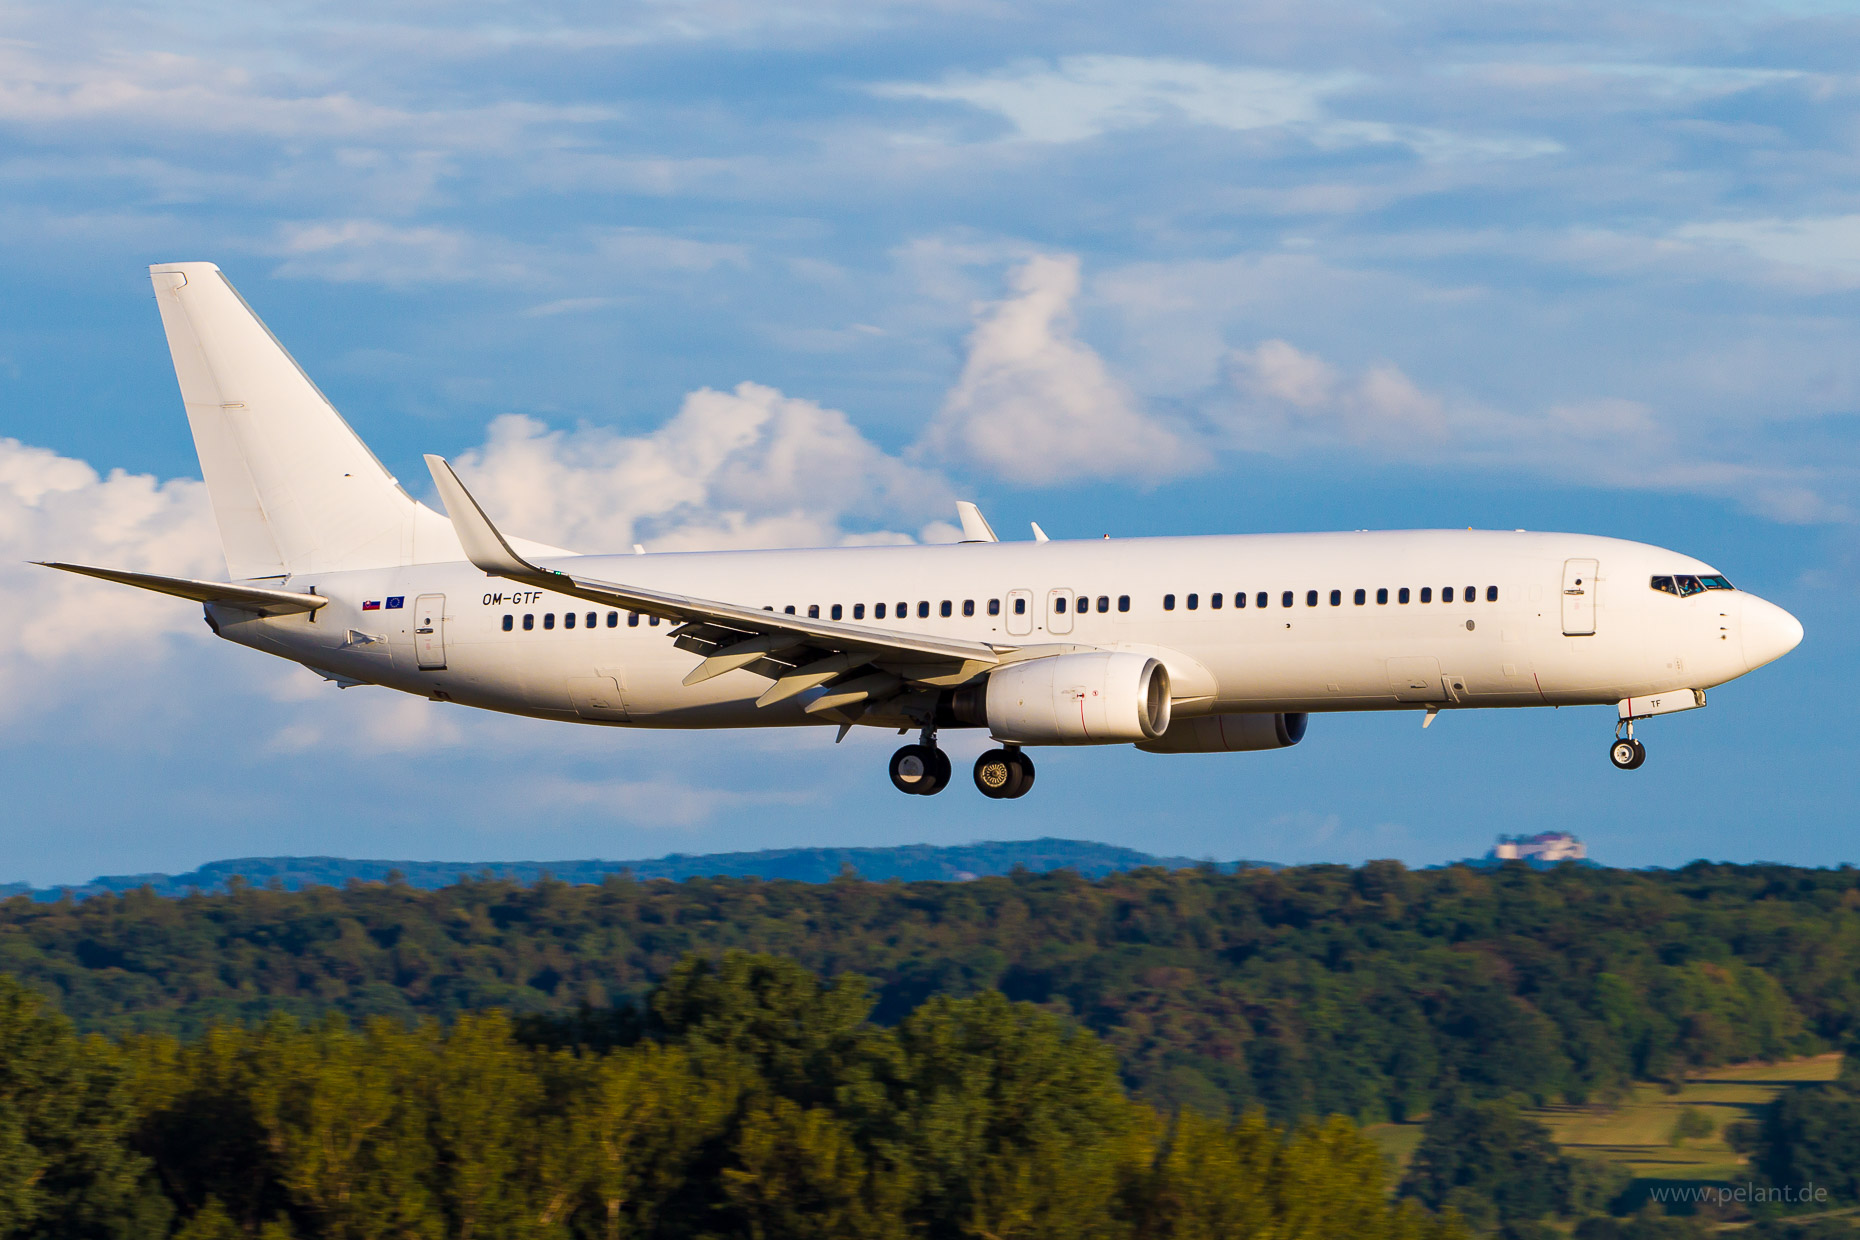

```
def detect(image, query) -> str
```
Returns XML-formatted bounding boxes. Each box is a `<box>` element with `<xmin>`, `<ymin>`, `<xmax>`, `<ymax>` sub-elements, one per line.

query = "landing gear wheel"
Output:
<box><xmin>973</xmin><ymin>748</ymin><xmax>1035</xmax><ymax>799</ymax></box>
<box><xmin>974</xmin><ymin>749</ymin><xmax>1021</xmax><ymax>799</ymax></box>
<box><xmin>890</xmin><ymin>744</ymin><xmax>951</xmax><ymax>795</ymax></box>
<box><xmin>1609</xmin><ymin>738</ymin><xmax>1646</xmax><ymax>770</ymax></box>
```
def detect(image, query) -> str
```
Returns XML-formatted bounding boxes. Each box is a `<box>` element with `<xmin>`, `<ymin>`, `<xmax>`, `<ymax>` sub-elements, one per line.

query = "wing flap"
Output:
<box><xmin>37</xmin><ymin>562</ymin><xmax>327</xmax><ymax>616</ymax></box>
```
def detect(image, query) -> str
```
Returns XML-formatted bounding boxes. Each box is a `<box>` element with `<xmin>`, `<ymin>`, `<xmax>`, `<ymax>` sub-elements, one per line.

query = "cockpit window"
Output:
<box><xmin>1653</xmin><ymin>573</ymin><xmax>1735</xmax><ymax>596</ymax></box>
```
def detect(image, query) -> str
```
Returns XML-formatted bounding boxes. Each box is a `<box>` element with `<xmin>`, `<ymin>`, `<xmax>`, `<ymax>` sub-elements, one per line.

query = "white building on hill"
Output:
<box><xmin>1490</xmin><ymin>832</ymin><xmax>1587</xmax><ymax>863</ymax></box>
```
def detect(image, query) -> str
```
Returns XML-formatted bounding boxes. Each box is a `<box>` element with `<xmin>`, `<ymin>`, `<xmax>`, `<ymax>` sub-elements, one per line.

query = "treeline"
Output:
<box><xmin>0</xmin><ymin>956</ymin><xmax>1464</xmax><ymax>1240</ymax></box>
<box><xmin>4</xmin><ymin>862</ymin><xmax>1859</xmax><ymax>1121</ymax></box>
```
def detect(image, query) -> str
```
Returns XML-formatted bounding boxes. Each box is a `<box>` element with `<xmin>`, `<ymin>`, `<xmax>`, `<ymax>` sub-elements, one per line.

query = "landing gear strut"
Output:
<box><xmin>973</xmin><ymin>746</ymin><xmax>1036</xmax><ymax>800</ymax></box>
<box><xmin>890</xmin><ymin>726</ymin><xmax>952</xmax><ymax>795</ymax></box>
<box><xmin>1610</xmin><ymin>721</ymin><xmax>1647</xmax><ymax>770</ymax></box>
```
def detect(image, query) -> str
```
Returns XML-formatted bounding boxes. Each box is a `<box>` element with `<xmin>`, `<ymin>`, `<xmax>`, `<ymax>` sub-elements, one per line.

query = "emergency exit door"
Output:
<box><xmin>414</xmin><ymin>594</ymin><xmax>447</xmax><ymax>669</ymax></box>
<box><xmin>1561</xmin><ymin>560</ymin><xmax>1597</xmax><ymax>636</ymax></box>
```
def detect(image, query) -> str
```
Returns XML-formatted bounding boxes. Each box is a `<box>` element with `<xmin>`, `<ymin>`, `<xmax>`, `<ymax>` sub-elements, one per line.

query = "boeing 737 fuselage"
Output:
<box><xmin>42</xmin><ymin>264</ymin><xmax>1804</xmax><ymax>799</ymax></box>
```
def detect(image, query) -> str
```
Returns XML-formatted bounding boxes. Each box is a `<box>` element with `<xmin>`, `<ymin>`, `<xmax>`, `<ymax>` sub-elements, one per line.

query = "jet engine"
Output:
<box><xmin>974</xmin><ymin>652</ymin><xmax>1171</xmax><ymax>745</ymax></box>
<box><xmin>1136</xmin><ymin>712</ymin><xmax>1308</xmax><ymax>753</ymax></box>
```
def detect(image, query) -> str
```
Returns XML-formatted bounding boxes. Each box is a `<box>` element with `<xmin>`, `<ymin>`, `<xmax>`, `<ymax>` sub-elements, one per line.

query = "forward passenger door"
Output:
<box><xmin>1562</xmin><ymin>559</ymin><xmax>1598</xmax><ymax>636</ymax></box>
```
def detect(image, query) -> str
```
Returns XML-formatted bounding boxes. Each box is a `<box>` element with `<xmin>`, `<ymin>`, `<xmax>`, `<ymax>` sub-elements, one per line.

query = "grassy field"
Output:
<box><xmin>1365</xmin><ymin>1054</ymin><xmax>1843</xmax><ymax>1187</ymax></box>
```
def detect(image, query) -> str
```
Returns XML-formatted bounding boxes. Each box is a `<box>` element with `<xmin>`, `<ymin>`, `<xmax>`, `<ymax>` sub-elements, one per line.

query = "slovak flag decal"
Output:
<box><xmin>361</xmin><ymin>600</ymin><xmax>381</xmax><ymax>611</ymax></box>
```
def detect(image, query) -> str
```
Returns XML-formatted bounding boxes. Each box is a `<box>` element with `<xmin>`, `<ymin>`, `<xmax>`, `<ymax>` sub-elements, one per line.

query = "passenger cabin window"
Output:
<box><xmin>1055</xmin><ymin>596</ymin><xmax>1068</xmax><ymax>614</ymax></box>
<box><xmin>808</xmin><ymin>604</ymin><xmax>820</xmax><ymax>619</ymax></box>
<box><xmin>1118</xmin><ymin>595</ymin><xmax>1130</xmax><ymax>612</ymax></box>
<box><xmin>650</xmin><ymin>616</ymin><xmax>660</xmax><ymax>626</ymax></box>
<box><xmin>854</xmin><ymin>603</ymin><xmax>865</xmax><ymax>619</ymax></box>
<box><xmin>1187</xmin><ymin>593</ymin><xmax>1199</xmax><ymax>610</ymax></box>
<box><xmin>963</xmin><ymin>600</ymin><xmax>975</xmax><ymax>617</ymax></box>
<box><xmin>1014</xmin><ymin>598</ymin><xmax>1027</xmax><ymax>615</ymax></box>
<box><xmin>1235</xmin><ymin>592</ymin><xmax>1246</xmax><ymax>609</ymax></box>
<box><xmin>1256</xmin><ymin>592</ymin><xmax>1268</xmax><ymax>609</ymax></box>
<box><xmin>1096</xmin><ymin>596</ymin><xmax>1109</xmax><ymax>613</ymax></box>
<box><xmin>1377</xmin><ymin>588</ymin><xmax>1389</xmax><ymax>604</ymax></box>
<box><xmin>1442</xmin><ymin>587</ymin><xmax>1454</xmax><ymax>603</ymax></box>
<box><xmin>1305</xmin><ymin>590</ymin><xmax>1318</xmax><ymax>607</ymax></box>
<box><xmin>586</xmin><ymin>612</ymin><xmax>595</xmax><ymax>628</ymax></box>
<box><xmin>544</xmin><ymin>613</ymin><xmax>555</xmax><ymax>630</ymax></box>
<box><xmin>1210</xmin><ymin>592</ymin><xmax>1222</xmax><ymax>609</ymax></box>
<box><xmin>523</xmin><ymin>614</ymin><xmax>534</xmax><ymax>630</ymax></box>
<box><xmin>607</xmin><ymin>612</ymin><xmax>618</xmax><ymax>627</ymax></box>
<box><xmin>941</xmin><ymin>600</ymin><xmax>952</xmax><ymax>617</ymax></box>
<box><xmin>1486</xmin><ymin>585</ymin><xmax>1498</xmax><ymax>602</ymax></box>
<box><xmin>785</xmin><ymin>605</ymin><xmax>796</xmax><ymax>615</ymax></box>
<box><xmin>502</xmin><ymin>615</ymin><xmax>513</xmax><ymax>631</ymax></box>
<box><xmin>628</xmin><ymin>612</ymin><xmax>639</xmax><ymax>627</ymax></box>
<box><xmin>831</xmin><ymin>604</ymin><xmax>842</xmax><ymax>620</ymax></box>
<box><xmin>1282</xmin><ymin>591</ymin><xmax>1294</xmax><ymax>608</ymax></box>
<box><xmin>1163</xmin><ymin>594</ymin><xmax>1175</xmax><ymax>611</ymax></box>
<box><xmin>1354</xmin><ymin>589</ymin><xmax>1366</xmax><ymax>605</ymax></box>
<box><xmin>1398</xmin><ymin>588</ymin><xmax>1410</xmax><ymax>604</ymax></box>
<box><xmin>1464</xmin><ymin>586</ymin><xmax>1475</xmax><ymax>602</ymax></box>
<box><xmin>987</xmin><ymin>599</ymin><xmax>1000</xmax><ymax>616</ymax></box>
<box><xmin>875</xmin><ymin>603</ymin><xmax>886</xmax><ymax>619</ymax></box>
<box><xmin>1420</xmin><ymin>587</ymin><xmax>1432</xmax><ymax>603</ymax></box>
<box><xmin>1330</xmin><ymin>589</ymin><xmax>1341</xmax><ymax>606</ymax></box>
<box><xmin>564</xmin><ymin>612</ymin><xmax>575</xmax><ymax>629</ymax></box>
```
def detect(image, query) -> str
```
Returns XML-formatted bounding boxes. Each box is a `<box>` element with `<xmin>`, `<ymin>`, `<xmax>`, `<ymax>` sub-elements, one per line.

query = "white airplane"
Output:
<box><xmin>41</xmin><ymin>264</ymin><xmax>1803</xmax><ymax>799</ymax></box>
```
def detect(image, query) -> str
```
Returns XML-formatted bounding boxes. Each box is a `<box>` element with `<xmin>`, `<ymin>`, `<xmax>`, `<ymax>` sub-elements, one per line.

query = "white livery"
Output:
<box><xmin>41</xmin><ymin>264</ymin><xmax>1805</xmax><ymax>798</ymax></box>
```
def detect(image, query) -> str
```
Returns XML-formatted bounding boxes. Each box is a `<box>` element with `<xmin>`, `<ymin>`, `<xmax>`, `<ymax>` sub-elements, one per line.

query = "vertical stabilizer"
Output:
<box><xmin>149</xmin><ymin>263</ymin><xmax>462</xmax><ymax>578</ymax></box>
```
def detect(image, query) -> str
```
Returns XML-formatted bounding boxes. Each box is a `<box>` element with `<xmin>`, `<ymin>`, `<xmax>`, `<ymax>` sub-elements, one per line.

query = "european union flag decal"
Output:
<box><xmin>385</xmin><ymin>596</ymin><xmax>405</xmax><ymax>609</ymax></box>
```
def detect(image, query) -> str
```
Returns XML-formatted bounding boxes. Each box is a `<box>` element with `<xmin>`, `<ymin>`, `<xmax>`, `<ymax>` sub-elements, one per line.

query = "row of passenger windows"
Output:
<box><xmin>500</xmin><ymin>584</ymin><xmax>1502</xmax><ymax>633</ymax></box>
<box><xmin>502</xmin><ymin>611</ymin><xmax>659</xmax><ymax>631</ymax></box>
<box><xmin>1162</xmin><ymin>586</ymin><xmax>1500</xmax><ymax>610</ymax></box>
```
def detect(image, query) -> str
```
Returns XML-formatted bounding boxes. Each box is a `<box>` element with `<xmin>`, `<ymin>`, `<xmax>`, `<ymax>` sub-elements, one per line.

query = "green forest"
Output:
<box><xmin>1</xmin><ymin>955</ymin><xmax>1464</xmax><ymax>1239</ymax></box>
<box><xmin>4</xmin><ymin>860</ymin><xmax>1860</xmax><ymax>1237</ymax></box>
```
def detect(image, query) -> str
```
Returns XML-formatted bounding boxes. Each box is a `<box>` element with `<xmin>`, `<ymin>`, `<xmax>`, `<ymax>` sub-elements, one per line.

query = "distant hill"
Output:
<box><xmin>1</xmin><ymin>837</ymin><xmax>1250</xmax><ymax>901</ymax></box>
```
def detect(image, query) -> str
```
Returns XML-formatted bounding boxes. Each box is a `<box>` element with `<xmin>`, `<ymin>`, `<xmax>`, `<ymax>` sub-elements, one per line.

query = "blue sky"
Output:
<box><xmin>3</xmin><ymin>0</ymin><xmax>1858</xmax><ymax>885</ymax></box>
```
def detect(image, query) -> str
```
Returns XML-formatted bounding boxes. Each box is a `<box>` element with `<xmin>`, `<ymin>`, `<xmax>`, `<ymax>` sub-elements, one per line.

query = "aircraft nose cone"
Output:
<box><xmin>1741</xmin><ymin>594</ymin><xmax>1803</xmax><ymax>673</ymax></box>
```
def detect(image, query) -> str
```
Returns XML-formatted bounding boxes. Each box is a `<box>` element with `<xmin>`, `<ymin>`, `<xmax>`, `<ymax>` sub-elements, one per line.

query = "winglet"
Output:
<box><xmin>424</xmin><ymin>455</ymin><xmax>551</xmax><ymax>582</ymax></box>
<box><xmin>1030</xmin><ymin>522</ymin><xmax>1050</xmax><ymax>543</ymax></box>
<box><xmin>955</xmin><ymin>501</ymin><xmax>998</xmax><ymax>543</ymax></box>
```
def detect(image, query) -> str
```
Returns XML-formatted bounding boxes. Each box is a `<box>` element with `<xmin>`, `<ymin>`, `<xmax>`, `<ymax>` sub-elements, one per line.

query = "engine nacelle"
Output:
<box><xmin>982</xmin><ymin>652</ymin><xmax>1171</xmax><ymax>745</ymax></box>
<box><xmin>1137</xmin><ymin>712</ymin><xmax>1308</xmax><ymax>753</ymax></box>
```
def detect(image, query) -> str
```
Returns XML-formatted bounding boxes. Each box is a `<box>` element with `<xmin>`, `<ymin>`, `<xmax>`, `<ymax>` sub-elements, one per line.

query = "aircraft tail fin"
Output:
<box><xmin>148</xmin><ymin>262</ymin><xmax>464</xmax><ymax>579</ymax></box>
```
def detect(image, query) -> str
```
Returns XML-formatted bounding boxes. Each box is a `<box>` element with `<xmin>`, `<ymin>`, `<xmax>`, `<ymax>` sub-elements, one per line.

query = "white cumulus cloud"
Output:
<box><xmin>920</xmin><ymin>253</ymin><xmax>1199</xmax><ymax>485</ymax></box>
<box><xmin>0</xmin><ymin>437</ymin><xmax>221</xmax><ymax>719</ymax></box>
<box><xmin>453</xmin><ymin>381</ymin><xmax>956</xmax><ymax>553</ymax></box>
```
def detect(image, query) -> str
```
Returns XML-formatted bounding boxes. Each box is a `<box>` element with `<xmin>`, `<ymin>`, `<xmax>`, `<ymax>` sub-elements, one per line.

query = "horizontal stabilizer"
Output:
<box><xmin>37</xmin><ymin>562</ymin><xmax>327</xmax><ymax>616</ymax></box>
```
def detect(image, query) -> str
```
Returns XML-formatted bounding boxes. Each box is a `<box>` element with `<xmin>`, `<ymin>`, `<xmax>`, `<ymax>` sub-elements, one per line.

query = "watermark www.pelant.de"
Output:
<box><xmin>1648</xmin><ymin>1182</ymin><xmax>1829</xmax><ymax>1208</ymax></box>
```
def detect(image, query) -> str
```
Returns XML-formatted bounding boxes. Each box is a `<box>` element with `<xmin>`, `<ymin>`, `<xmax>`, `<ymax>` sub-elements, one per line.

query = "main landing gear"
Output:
<box><xmin>1609</xmin><ymin>721</ymin><xmax>1647</xmax><ymax>770</ymax></box>
<box><xmin>888</xmin><ymin>729</ymin><xmax>1035</xmax><ymax>798</ymax></box>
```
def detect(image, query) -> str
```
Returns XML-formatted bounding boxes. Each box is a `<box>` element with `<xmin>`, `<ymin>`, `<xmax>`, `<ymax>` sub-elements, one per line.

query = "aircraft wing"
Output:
<box><xmin>424</xmin><ymin>456</ymin><xmax>1002</xmax><ymax>712</ymax></box>
<box><xmin>36</xmin><ymin>562</ymin><xmax>328</xmax><ymax>616</ymax></box>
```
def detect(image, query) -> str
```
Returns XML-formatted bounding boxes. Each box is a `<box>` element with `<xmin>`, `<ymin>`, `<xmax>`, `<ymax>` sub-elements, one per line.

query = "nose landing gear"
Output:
<box><xmin>1610</xmin><ymin>721</ymin><xmax>1647</xmax><ymax>770</ymax></box>
<box><xmin>973</xmin><ymin>747</ymin><xmax>1035</xmax><ymax>800</ymax></box>
<box><xmin>889</xmin><ymin>727</ymin><xmax>952</xmax><ymax>795</ymax></box>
